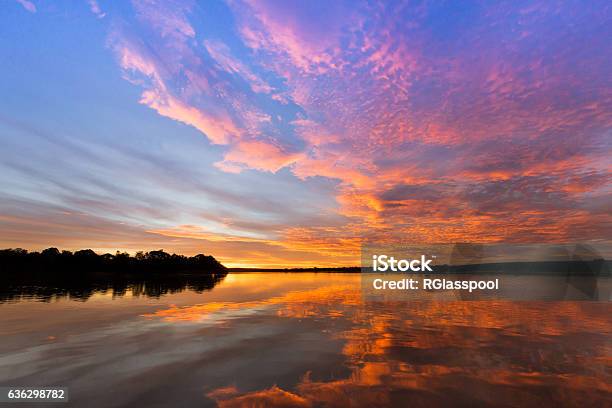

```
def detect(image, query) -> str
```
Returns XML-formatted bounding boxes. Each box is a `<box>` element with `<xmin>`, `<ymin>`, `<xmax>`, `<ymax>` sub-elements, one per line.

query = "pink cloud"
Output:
<box><xmin>132</xmin><ymin>0</ymin><xmax>195</xmax><ymax>40</ymax></box>
<box><xmin>233</xmin><ymin>0</ymin><xmax>350</xmax><ymax>74</ymax></box>
<box><xmin>215</xmin><ymin>140</ymin><xmax>302</xmax><ymax>173</ymax></box>
<box><xmin>140</xmin><ymin>88</ymin><xmax>239</xmax><ymax>145</ymax></box>
<box><xmin>88</xmin><ymin>0</ymin><xmax>106</xmax><ymax>18</ymax></box>
<box><xmin>110</xmin><ymin>33</ymin><xmax>239</xmax><ymax>144</ymax></box>
<box><xmin>291</xmin><ymin>119</ymin><xmax>340</xmax><ymax>147</ymax></box>
<box><xmin>16</xmin><ymin>0</ymin><xmax>36</xmax><ymax>13</ymax></box>
<box><xmin>204</xmin><ymin>40</ymin><xmax>274</xmax><ymax>94</ymax></box>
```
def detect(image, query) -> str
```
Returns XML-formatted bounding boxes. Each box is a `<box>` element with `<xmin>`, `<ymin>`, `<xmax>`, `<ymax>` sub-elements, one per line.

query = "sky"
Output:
<box><xmin>0</xmin><ymin>0</ymin><xmax>610</xmax><ymax>268</ymax></box>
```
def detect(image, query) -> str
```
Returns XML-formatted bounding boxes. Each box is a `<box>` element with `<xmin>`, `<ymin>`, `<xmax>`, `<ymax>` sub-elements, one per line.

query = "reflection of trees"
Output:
<box><xmin>0</xmin><ymin>272</ymin><xmax>228</xmax><ymax>302</ymax></box>
<box><xmin>0</xmin><ymin>248</ymin><xmax>228</xmax><ymax>302</ymax></box>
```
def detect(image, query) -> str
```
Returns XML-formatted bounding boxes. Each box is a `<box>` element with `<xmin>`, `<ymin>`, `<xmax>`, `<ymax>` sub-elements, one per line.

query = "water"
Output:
<box><xmin>0</xmin><ymin>273</ymin><xmax>610</xmax><ymax>407</ymax></box>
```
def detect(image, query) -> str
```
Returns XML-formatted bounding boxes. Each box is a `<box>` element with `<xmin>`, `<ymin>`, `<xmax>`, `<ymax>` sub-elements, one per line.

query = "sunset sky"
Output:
<box><xmin>0</xmin><ymin>0</ymin><xmax>610</xmax><ymax>267</ymax></box>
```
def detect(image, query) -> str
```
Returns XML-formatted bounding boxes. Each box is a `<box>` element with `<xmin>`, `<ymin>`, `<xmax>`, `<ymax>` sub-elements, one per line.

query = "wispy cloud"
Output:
<box><xmin>87</xmin><ymin>0</ymin><xmax>106</xmax><ymax>18</ymax></box>
<box><xmin>15</xmin><ymin>0</ymin><xmax>36</xmax><ymax>13</ymax></box>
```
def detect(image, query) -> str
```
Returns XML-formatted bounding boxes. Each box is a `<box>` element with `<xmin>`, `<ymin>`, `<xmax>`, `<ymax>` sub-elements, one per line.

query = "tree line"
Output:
<box><xmin>0</xmin><ymin>247</ymin><xmax>227</xmax><ymax>275</ymax></box>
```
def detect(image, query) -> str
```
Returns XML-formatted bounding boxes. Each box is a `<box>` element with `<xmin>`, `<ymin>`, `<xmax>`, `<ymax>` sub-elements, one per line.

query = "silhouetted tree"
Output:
<box><xmin>0</xmin><ymin>248</ymin><xmax>227</xmax><ymax>275</ymax></box>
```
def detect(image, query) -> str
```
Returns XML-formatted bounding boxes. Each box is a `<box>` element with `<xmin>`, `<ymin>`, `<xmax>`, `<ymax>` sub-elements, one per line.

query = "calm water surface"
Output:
<box><xmin>0</xmin><ymin>273</ymin><xmax>610</xmax><ymax>407</ymax></box>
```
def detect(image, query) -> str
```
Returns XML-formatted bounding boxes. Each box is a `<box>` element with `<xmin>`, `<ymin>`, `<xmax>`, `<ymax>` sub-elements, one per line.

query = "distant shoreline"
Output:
<box><xmin>230</xmin><ymin>260</ymin><xmax>611</xmax><ymax>275</ymax></box>
<box><xmin>229</xmin><ymin>267</ymin><xmax>361</xmax><ymax>273</ymax></box>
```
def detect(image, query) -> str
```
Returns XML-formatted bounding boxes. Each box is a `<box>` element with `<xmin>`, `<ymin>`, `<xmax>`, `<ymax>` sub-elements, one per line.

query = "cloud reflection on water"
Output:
<box><xmin>140</xmin><ymin>276</ymin><xmax>611</xmax><ymax>407</ymax></box>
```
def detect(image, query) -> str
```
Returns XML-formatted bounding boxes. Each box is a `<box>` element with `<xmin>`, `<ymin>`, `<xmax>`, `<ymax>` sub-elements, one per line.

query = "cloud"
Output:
<box><xmin>215</xmin><ymin>139</ymin><xmax>302</xmax><ymax>173</ymax></box>
<box><xmin>204</xmin><ymin>40</ymin><xmax>274</xmax><ymax>94</ymax></box>
<box><xmin>87</xmin><ymin>0</ymin><xmax>106</xmax><ymax>18</ymax></box>
<box><xmin>110</xmin><ymin>32</ymin><xmax>240</xmax><ymax>145</ymax></box>
<box><xmin>15</xmin><ymin>0</ymin><xmax>36</xmax><ymax>13</ymax></box>
<box><xmin>233</xmin><ymin>0</ymin><xmax>350</xmax><ymax>73</ymax></box>
<box><xmin>107</xmin><ymin>1</ymin><xmax>300</xmax><ymax>169</ymax></box>
<box><xmin>131</xmin><ymin>0</ymin><xmax>195</xmax><ymax>39</ymax></box>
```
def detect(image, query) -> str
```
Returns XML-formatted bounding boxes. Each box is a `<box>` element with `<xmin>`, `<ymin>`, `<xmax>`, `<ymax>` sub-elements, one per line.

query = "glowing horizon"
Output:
<box><xmin>1</xmin><ymin>0</ymin><xmax>610</xmax><ymax>268</ymax></box>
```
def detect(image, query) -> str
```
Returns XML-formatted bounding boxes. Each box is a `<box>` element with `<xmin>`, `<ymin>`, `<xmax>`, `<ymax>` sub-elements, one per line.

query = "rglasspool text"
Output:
<box><xmin>372</xmin><ymin>278</ymin><xmax>499</xmax><ymax>292</ymax></box>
